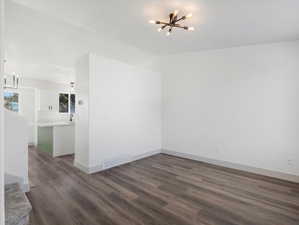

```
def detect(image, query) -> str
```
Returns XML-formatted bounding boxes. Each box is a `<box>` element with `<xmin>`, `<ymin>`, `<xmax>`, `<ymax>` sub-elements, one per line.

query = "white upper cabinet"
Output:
<box><xmin>39</xmin><ymin>90</ymin><xmax>59</xmax><ymax>112</ymax></box>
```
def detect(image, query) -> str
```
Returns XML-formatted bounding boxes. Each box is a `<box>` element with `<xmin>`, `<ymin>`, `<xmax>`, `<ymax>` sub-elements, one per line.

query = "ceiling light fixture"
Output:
<box><xmin>3</xmin><ymin>73</ymin><xmax>20</xmax><ymax>89</ymax></box>
<box><xmin>149</xmin><ymin>10</ymin><xmax>194</xmax><ymax>36</ymax></box>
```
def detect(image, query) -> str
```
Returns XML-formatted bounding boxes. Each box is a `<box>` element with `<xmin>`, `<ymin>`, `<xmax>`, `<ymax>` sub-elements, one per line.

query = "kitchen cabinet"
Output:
<box><xmin>39</xmin><ymin>90</ymin><xmax>59</xmax><ymax>112</ymax></box>
<box><xmin>38</xmin><ymin>122</ymin><xmax>75</xmax><ymax>157</ymax></box>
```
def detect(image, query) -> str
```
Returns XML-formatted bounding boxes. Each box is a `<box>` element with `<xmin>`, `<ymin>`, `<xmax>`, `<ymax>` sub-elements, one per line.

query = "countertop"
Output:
<box><xmin>38</xmin><ymin>121</ymin><xmax>75</xmax><ymax>127</ymax></box>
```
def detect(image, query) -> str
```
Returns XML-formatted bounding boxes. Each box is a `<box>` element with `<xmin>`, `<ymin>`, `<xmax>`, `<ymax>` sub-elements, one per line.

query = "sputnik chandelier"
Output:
<box><xmin>149</xmin><ymin>10</ymin><xmax>194</xmax><ymax>36</ymax></box>
<box><xmin>2</xmin><ymin>60</ymin><xmax>21</xmax><ymax>89</ymax></box>
<box><xmin>3</xmin><ymin>73</ymin><xmax>20</xmax><ymax>89</ymax></box>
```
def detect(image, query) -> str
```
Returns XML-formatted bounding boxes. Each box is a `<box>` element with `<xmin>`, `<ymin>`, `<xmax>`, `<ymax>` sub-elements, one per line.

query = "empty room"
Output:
<box><xmin>1</xmin><ymin>0</ymin><xmax>299</xmax><ymax>225</ymax></box>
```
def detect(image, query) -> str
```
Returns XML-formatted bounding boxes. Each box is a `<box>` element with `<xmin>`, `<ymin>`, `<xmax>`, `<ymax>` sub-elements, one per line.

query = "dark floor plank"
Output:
<box><xmin>27</xmin><ymin>147</ymin><xmax>299</xmax><ymax>225</ymax></box>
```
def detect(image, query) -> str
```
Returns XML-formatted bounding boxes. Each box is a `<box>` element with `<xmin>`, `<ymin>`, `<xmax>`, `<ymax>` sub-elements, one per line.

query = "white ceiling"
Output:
<box><xmin>5</xmin><ymin>0</ymin><xmax>299</xmax><ymax>83</ymax></box>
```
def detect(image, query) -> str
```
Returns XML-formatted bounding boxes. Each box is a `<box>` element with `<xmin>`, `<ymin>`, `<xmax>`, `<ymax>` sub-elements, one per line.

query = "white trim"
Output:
<box><xmin>162</xmin><ymin>149</ymin><xmax>299</xmax><ymax>183</ymax></box>
<box><xmin>74</xmin><ymin>148</ymin><xmax>299</xmax><ymax>183</ymax></box>
<box><xmin>73</xmin><ymin>160</ymin><xmax>93</xmax><ymax>174</ymax></box>
<box><xmin>74</xmin><ymin>149</ymin><xmax>161</xmax><ymax>174</ymax></box>
<box><xmin>0</xmin><ymin>0</ymin><xmax>5</xmax><ymax>223</ymax></box>
<box><xmin>132</xmin><ymin>149</ymin><xmax>161</xmax><ymax>161</ymax></box>
<box><xmin>74</xmin><ymin>160</ymin><xmax>103</xmax><ymax>174</ymax></box>
<box><xmin>101</xmin><ymin>149</ymin><xmax>162</xmax><ymax>171</ymax></box>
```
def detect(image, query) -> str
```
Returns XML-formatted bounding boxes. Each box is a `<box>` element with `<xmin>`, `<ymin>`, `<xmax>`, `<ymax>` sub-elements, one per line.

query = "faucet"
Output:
<box><xmin>69</xmin><ymin>113</ymin><xmax>74</xmax><ymax>122</ymax></box>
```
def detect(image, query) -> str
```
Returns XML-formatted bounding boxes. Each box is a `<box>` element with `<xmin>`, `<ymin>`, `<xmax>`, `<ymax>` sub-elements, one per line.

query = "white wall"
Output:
<box><xmin>75</xmin><ymin>54</ymin><xmax>161</xmax><ymax>172</ymax></box>
<box><xmin>4</xmin><ymin>110</ymin><xmax>29</xmax><ymax>191</ymax></box>
<box><xmin>159</xmin><ymin>41</ymin><xmax>299</xmax><ymax>178</ymax></box>
<box><xmin>19</xmin><ymin>88</ymin><xmax>37</xmax><ymax>145</ymax></box>
<box><xmin>20</xmin><ymin>78</ymin><xmax>70</xmax><ymax>92</ymax></box>
<box><xmin>4</xmin><ymin>87</ymin><xmax>39</xmax><ymax>145</ymax></box>
<box><xmin>74</xmin><ymin>55</ymin><xmax>90</xmax><ymax>168</ymax></box>
<box><xmin>4</xmin><ymin>87</ymin><xmax>37</xmax><ymax>145</ymax></box>
<box><xmin>89</xmin><ymin>54</ymin><xmax>162</xmax><ymax>168</ymax></box>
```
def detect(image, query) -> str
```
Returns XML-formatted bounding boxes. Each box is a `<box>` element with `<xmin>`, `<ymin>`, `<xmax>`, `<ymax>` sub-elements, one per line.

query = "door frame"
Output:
<box><xmin>0</xmin><ymin>0</ymin><xmax>5</xmax><ymax>223</ymax></box>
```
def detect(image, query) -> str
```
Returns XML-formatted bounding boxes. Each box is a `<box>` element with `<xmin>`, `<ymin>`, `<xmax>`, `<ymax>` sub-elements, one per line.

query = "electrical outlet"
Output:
<box><xmin>287</xmin><ymin>160</ymin><xmax>293</xmax><ymax>167</ymax></box>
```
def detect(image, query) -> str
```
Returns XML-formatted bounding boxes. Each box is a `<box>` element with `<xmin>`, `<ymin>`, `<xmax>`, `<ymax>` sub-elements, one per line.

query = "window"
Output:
<box><xmin>59</xmin><ymin>93</ymin><xmax>76</xmax><ymax>113</ymax></box>
<box><xmin>70</xmin><ymin>94</ymin><xmax>75</xmax><ymax>113</ymax></box>
<box><xmin>59</xmin><ymin>93</ymin><xmax>69</xmax><ymax>113</ymax></box>
<box><xmin>4</xmin><ymin>92</ymin><xmax>19</xmax><ymax>112</ymax></box>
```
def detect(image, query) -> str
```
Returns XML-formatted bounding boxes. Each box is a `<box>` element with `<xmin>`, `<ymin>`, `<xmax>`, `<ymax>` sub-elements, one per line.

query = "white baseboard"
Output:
<box><xmin>74</xmin><ymin>160</ymin><xmax>89</xmax><ymax>173</ymax></box>
<box><xmin>74</xmin><ymin>160</ymin><xmax>103</xmax><ymax>174</ymax></box>
<box><xmin>102</xmin><ymin>149</ymin><xmax>162</xmax><ymax>171</ymax></box>
<box><xmin>162</xmin><ymin>149</ymin><xmax>299</xmax><ymax>183</ymax></box>
<box><xmin>132</xmin><ymin>149</ymin><xmax>162</xmax><ymax>162</ymax></box>
<box><xmin>74</xmin><ymin>149</ymin><xmax>161</xmax><ymax>174</ymax></box>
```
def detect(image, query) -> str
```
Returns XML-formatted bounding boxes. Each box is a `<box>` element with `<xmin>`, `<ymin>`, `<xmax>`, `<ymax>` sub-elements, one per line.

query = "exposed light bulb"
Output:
<box><xmin>174</xmin><ymin>10</ymin><xmax>179</xmax><ymax>16</ymax></box>
<box><xmin>188</xmin><ymin>27</ymin><xmax>195</xmax><ymax>31</ymax></box>
<box><xmin>186</xmin><ymin>13</ymin><xmax>193</xmax><ymax>18</ymax></box>
<box><xmin>157</xmin><ymin>28</ymin><xmax>162</xmax><ymax>32</ymax></box>
<box><xmin>149</xmin><ymin>20</ymin><xmax>155</xmax><ymax>24</ymax></box>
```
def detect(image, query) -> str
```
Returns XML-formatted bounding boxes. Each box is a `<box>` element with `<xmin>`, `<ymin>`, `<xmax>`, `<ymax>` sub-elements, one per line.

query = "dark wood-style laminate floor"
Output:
<box><xmin>27</xmin><ymin>147</ymin><xmax>299</xmax><ymax>225</ymax></box>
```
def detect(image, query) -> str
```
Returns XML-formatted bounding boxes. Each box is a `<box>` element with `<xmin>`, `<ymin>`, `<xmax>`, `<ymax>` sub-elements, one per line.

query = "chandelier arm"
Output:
<box><xmin>172</xmin><ymin>15</ymin><xmax>178</xmax><ymax>24</ymax></box>
<box><xmin>172</xmin><ymin>24</ymin><xmax>187</xmax><ymax>29</ymax></box>
<box><xmin>169</xmin><ymin>13</ymin><xmax>174</xmax><ymax>24</ymax></box>
<box><xmin>173</xmin><ymin>16</ymin><xmax>186</xmax><ymax>23</ymax></box>
<box><xmin>161</xmin><ymin>24</ymin><xmax>168</xmax><ymax>29</ymax></box>
<box><xmin>157</xmin><ymin>21</ymin><xmax>170</xmax><ymax>25</ymax></box>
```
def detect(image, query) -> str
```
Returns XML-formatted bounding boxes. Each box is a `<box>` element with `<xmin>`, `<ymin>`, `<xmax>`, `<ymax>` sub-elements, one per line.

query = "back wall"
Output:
<box><xmin>158</xmin><ymin>40</ymin><xmax>299</xmax><ymax>179</ymax></box>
